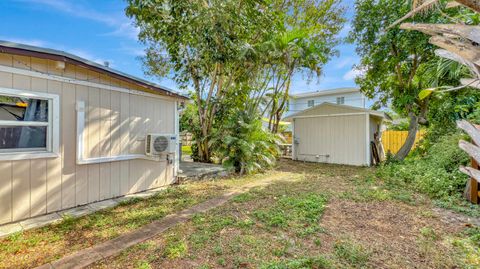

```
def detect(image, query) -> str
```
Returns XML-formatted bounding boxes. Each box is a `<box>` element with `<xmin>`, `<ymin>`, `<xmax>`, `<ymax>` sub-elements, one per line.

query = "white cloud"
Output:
<box><xmin>334</xmin><ymin>56</ymin><xmax>357</xmax><ymax>69</ymax></box>
<box><xmin>16</xmin><ymin>0</ymin><xmax>139</xmax><ymax>40</ymax></box>
<box><xmin>343</xmin><ymin>67</ymin><xmax>365</xmax><ymax>81</ymax></box>
<box><xmin>105</xmin><ymin>22</ymin><xmax>140</xmax><ymax>41</ymax></box>
<box><xmin>118</xmin><ymin>45</ymin><xmax>145</xmax><ymax>57</ymax></box>
<box><xmin>0</xmin><ymin>37</ymin><xmax>47</xmax><ymax>47</ymax></box>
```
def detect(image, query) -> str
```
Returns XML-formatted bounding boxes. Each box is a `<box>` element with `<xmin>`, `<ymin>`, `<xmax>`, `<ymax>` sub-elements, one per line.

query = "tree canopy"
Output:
<box><xmin>350</xmin><ymin>0</ymin><xmax>468</xmax><ymax>160</ymax></box>
<box><xmin>126</xmin><ymin>0</ymin><xmax>345</xmax><ymax>169</ymax></box>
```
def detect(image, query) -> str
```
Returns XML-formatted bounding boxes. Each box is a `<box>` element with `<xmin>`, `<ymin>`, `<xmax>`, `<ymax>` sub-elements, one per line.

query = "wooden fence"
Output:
<box><xmin>180</xmin><ymin>132</ymin><xmax>193</xmax><ymax>146</ymax></box>
<box><xmin>382</xmin><ymin>130</ymin><xmax>426</xmax><ymax>155</ymax></box>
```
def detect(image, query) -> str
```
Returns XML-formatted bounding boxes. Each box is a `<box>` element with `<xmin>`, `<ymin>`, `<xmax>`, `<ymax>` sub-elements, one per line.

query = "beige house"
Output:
<box><xmin>284</xmin><ymin>103</ymin><xmax>390</xmax><ymax>166</ymax></box>
<box><xmin>0</xmin><ymin>41</ymin><xmax>187</xmax><ymax>225</ymax></box>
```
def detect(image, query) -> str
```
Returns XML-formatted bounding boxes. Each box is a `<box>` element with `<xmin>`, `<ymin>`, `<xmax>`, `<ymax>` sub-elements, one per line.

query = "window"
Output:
<box><xmin>336</xmin><ymin>97</ymin><xmax>345</xmax><ymax>105</ymax></box>
<box><xmin>307</xmin><ymin>100</ymin><xmax>315</xmax><ymax>107</ymax></box>
<box><xmin>0</xmin><ymin>88</ymin><xmax>59</xmax><ymax>160</ymax></box>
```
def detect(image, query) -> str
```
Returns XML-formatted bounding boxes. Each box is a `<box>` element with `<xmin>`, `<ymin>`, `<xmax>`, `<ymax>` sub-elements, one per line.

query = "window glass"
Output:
<box><xmin>0</xmin><ymin>126</ymin><xmax>47</xmax><ymax>150</ymax></box>
<box><xmin>336</xmin><ymin>97</ymin><xmax>345</xmax><ymax>105</ymax></box>
<box><xmin>0</xmin><ymin>96</ymin><xmax>48</xmax><ymax>122</ymax></box>
<box><xmin>307</xmin><ymin>100</ymin><xmax>314</xmax><ymax>107</ymax></box>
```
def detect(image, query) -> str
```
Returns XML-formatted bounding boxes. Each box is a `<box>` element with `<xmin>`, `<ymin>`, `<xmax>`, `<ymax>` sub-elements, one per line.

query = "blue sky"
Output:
<box><xmin>0</xmin><ymin>0</ymin><xmax>359</xmax><ymax>95</ymax></box>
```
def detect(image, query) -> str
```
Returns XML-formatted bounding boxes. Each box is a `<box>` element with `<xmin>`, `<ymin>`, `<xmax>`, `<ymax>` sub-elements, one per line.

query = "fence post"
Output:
<box><xmin>471</xmin><ymin>127</ymin><xmax>479</xmax><ymax>203</ymax></box>
<box><xmin>471</xmin><ymin>156</ymin><xmax>479</xmax><ymax>204</ymax></box>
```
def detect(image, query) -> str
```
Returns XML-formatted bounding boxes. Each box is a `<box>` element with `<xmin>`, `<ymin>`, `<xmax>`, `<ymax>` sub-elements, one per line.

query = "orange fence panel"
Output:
<box><xmin>382</xmin><ymin>130</ymin><xmax>425</xmax><ymax>155</ymax></box>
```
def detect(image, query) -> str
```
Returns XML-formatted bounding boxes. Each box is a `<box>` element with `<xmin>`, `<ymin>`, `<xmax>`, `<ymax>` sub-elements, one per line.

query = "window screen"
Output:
<box><xmin>0</xmin><ymin>96</ymin><xmax>49</xmax><ymax>151</ymax></box>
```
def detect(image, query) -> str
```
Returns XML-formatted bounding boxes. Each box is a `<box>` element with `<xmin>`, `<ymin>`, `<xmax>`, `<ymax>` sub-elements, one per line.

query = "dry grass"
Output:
<box><xmin>89</xmin><ymin>160</ymin><xmax>480</xmax><ymax>269</ymax></box>
<box><xmin>2</xmin><ymin>160</ymin><xmax>478</xmax><ymax>269</ymax></box>
<box><xmin>0</xmin><ymin>181</ymin><xmax>228</xmax><ymax>269</ymax></box>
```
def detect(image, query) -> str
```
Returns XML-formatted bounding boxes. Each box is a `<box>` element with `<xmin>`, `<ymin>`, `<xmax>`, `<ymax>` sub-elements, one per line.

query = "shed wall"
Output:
<box><xmin>0</xmin><ymin>53</ymin><xmax>177</xmax><ymax>225</ymax></box>
<box><xmin>293</xmin><ymin>114</ymin><xmax>367</xmax><ymax>166</ymax></box>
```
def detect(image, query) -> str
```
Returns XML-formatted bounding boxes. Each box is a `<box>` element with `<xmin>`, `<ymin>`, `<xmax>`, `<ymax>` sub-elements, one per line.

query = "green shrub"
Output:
<box><xmin>379</xmin><ymin>133</ymin><xmax>469</xmax><ymax>200</ymax></box>
<box><xmin>213</xmin><ymin>109</ymin><xmax>281</xmax><ymax>174</ymax></box>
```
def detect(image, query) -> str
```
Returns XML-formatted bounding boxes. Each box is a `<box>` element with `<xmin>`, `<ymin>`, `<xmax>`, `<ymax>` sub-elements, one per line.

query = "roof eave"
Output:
<box><xmin>0</xmin><ymin>42</ymin><xmax>189</xmax><ymax>100</ymax></box>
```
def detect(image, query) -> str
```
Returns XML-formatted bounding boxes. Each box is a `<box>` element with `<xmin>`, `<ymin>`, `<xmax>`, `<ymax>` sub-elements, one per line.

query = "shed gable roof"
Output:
<box><xmin>283</xmin><ymin>102</ymin><xmax>391</xmax><ymax>121</ymax></box>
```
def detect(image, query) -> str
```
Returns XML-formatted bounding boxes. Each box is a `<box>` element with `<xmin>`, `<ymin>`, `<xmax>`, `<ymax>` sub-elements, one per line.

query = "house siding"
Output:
<box><xmin>0</xmin><ymin>53</ymin><xmax>178</xmax><ymax>225</ymax></box>
<box><xmin>291</xmin><ymin>104</ymin><xmax>374</xmax><ymax>166</ymax></box>
<box><xmin>287</xmin><ymin>91</ymin><xmax>365</xmax><ymax>116</ymax></box>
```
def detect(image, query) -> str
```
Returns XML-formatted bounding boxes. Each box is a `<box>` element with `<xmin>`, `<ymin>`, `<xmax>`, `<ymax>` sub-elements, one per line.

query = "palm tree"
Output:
<box><xmin>393</xmin><ymin>0</ymin><xmax>480</xmax><ymax>203</ymax></box>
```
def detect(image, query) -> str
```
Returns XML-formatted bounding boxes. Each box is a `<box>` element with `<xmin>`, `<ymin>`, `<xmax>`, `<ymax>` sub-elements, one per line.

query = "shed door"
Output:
<box><xmin>294</xmin><ymin>114</ymin><xmax>367</xmax><ymax>166</ymax></box>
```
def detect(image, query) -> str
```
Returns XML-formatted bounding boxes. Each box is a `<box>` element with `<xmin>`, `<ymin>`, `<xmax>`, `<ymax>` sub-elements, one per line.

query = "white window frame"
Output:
<box><xmin>307</xmin><ymin>100</ymin><xmax>315</xmax><ymax>107</ymax></box>
<box><xmin>0</xmin><ymin>87</ymin><xmax>60</xmax><ymax>161</ymax></box>
<box><xmin>336</xmin><ymin>96</ymin><xmax>345</xmax><ymax>105</ymax></box>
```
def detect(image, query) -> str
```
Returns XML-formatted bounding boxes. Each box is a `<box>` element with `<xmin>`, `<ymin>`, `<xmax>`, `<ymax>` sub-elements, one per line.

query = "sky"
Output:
<box><xmin>0</xmin><ymin>0</ymin><xmax>360</xmax><ymax>96</ymax></box>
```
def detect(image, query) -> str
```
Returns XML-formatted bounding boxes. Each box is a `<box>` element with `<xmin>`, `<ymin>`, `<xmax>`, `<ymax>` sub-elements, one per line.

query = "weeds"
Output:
<box><xmin>261</xmin><ymin>256</ymin><xmax>332</xmax><ymax>269</ymax></box>
<box><xmin>334</xmin><ymin>240</ymin><xmax>370</xmax><ymax>268</ymax></box>
<box><xmin>163</xmin><ymin>235</ymin><xmax>188</xmax><ymax>259</ymax></box>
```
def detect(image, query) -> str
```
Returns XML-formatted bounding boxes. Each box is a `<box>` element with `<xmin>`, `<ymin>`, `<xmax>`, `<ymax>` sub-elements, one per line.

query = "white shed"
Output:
<box><xmin>284</xmin><ymin>103</ymin><xmax>390</xmax><ymax>166</ymax></box>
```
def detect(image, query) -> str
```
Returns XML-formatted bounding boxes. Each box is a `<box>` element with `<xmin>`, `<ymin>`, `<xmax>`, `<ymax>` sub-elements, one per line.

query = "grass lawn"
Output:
<box><xmin>1</xmin><ymin>160</ymin><xmax>479</xmax><ymax>269</ymax></box>
<box><xmin>87</xmin><ymin>160</ymin><xmax>479</xmax><ymax>269</ymax></box>
<box><xmin>0</xmin><ymin>181</ymin><xmax>231</xmax><ymax>269</ymax></box>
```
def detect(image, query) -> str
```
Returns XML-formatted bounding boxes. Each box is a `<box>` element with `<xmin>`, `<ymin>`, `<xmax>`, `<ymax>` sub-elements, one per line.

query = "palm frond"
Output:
<box><xmin>387</xmin><ymin>0</ymin><xmax>440</xmax><ymax>30</ymax></box>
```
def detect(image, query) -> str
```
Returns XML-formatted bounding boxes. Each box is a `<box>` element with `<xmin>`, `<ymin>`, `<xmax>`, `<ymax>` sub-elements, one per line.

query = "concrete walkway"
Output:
<box><xmin>179</xmin><ymin>161</ymin><xmax>229</xmax><ymax>181</ymax></box>
<box><xmin>35</xmin><ymin>174</ymin><xmax>289</xmax><ymax>269</ymax></box>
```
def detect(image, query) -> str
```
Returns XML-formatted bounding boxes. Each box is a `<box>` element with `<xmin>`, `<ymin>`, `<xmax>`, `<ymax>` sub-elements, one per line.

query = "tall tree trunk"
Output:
<box><xmin>395</xmin><ymin>113</ymin><xmax>418</xmax><ymax>161</ymax></box>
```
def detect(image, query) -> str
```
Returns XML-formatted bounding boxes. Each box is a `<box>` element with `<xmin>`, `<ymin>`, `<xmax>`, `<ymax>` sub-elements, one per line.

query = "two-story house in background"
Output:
<box><xmin>282</xmin><ymin>87</ymin><xmax>389</xmax><ymax>166</ymax></box>
<box><xmin>285</xmin><ymin>87</ymin><xmax>366</xmax><ymax>117</ymax></box>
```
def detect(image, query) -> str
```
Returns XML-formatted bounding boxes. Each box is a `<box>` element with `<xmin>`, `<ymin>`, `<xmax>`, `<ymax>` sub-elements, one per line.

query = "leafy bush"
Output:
<box><xmin>422</xmin><ymin>89</ymin><xmax>480</xmax><ymax>150</ymax></box>
<box><xmin>379</xmin><ymin>133</ymin><xmax>470</xmax><ymax>201</ymax></box>
<box><xmin>213</xmin><ymin>109</ymin><xmax>281</xmax><ymax>174</ymax></box>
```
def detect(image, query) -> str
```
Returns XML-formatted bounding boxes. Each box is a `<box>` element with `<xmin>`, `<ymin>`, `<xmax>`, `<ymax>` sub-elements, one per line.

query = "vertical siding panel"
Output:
<box><xmin>45</xmin><ymin>61</ymin><xmax>63</xmax><ymax>212</ymax></box>
<box><xmin>0</xmin><ymin>54</ymin><xmax>13</xmax><ymax>223</ymax></box>
<box><xmin>110</xmin><ymin>90</ymin><xmax>121</xmax><ymax>197</ymax></box>
<box><xmin>0</xmin><ymin>162</ymin><xmax>12</xmax><ymax>223</ymax></box>
<box><xmin>88</xmin><ymin>86</ymin><xmax>100</xmax><ymax>202</ymax></box>
<box><xmin>120</xmin><ymin>92</ymin><xmax>130</xmax><ymax>195</ymax></box>
<box><xmin>12</xmin><ymin>57</ymin><xmax>32</xmax><ymax>220</ymax></box>
<box><xmin>87</xmin><ymin>70</ymin><xmax>101</xmax><ymax>202</ymax></box>
<box><xmin>144</xmin><ymin>98</ymin><xmax>155</xmax><ymax>189</ymax></box>
<box><xmin>167</xmin><ymin>102</ymin><xmax>174</xmax><ymax>133</ymax></box>
<box><xmin>152</xmin><ymin>99</ymin><xmax>163</xmax><ymax>187</ymax></box>
<box><xmin>46</xmin><ymin>62</ymin><xmax>63</xmax><ymax>212</ymax></box>
<box><xmin>139</xmin><ymin>96</ymin><xmax>148</xmax><ymax>190</ymax></box>
<box><xmin>129</xmin><ymin>94</ymin><xmax>142</xmax><ymax>154</ymax></box>
<box><xmin>30</xmin><ymin>160</ymin><xmax>47</xmax><ymax>217</ymax></box>
<box><xmin>129</xmin><ymin>95</ymin><xmax>141</xmax><ymax>193</ymax></box>
<box><xmin>99</xmin><ymin>79</ymin><xmax>111</xmax><ymax>199</ymax></box>
<box><xmin>30</xmin><ymin>59</ymin><xmax>48</xmax><ymax>216</ymax></box>
<box><xmin>75</xmin><ymin>75</ymin><xmax>89</xmax><ymax>205</ymax></box>
<box><xmin>12</xmin><ymin>161</ymin><xmax>30</xmax><ymax>220</ymax></box>
<box><xmin>61</xmin><ymin>79</ymin><xmax>77</xmax><ymax>209</ymax></box>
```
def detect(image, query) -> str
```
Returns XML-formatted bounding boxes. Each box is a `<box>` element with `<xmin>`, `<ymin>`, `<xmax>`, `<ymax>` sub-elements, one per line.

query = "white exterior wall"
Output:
<box><xmin>293</xmin><ymin>114</ymin><xmax>368</xmax><ymax>166</ymax></box>
<box><xmin>287</xmin><ymin>91</ymin><xmax>365</xmax><ymax>117</ymax></box>
<box><xmin>289</xmin><ymin>103</ymin><xmax>386</xmax><ymax>166</ymax></box>
<box><xmin>0</xmin><ymin>53</ymin><xmax>180</xmax><ymax>225</ymax></box>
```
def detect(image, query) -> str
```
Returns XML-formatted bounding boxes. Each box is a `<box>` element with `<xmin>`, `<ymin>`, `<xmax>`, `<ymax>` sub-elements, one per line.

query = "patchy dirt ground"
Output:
<box><xmin>89</xmin><ymin>160</ymin><xmax>480</xmax><ymax>269</ymax></box>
